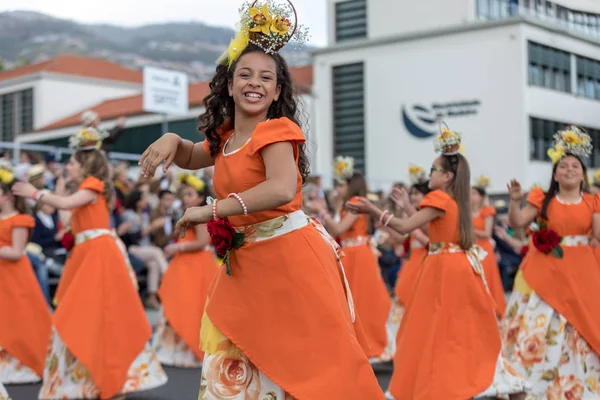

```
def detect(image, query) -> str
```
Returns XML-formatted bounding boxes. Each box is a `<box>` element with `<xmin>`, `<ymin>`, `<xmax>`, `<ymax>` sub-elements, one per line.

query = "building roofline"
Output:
<box><xmin>312</xmin><ymin>15</ymin><xmax>600</xmax><ymax>55</ymax></box>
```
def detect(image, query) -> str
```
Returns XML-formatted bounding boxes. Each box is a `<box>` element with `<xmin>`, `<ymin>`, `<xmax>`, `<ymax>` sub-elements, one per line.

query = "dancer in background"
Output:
<box><xmin>318</xmin><ymin>156</ymin><xmax>392</xmax><ymax>363</ymax></box>
<box><xmin>347</xmin><ymin>123</ymin><xmax>529</xmax><ymax>400</ymax></box>
<box><xmin>502</xmin><ymin>126</ymin><xmax>600</xmax><ymax>398</ymax></box>
<box><xmin>391</xmin><ymin>165</ymin><xmax>430</xmax><ymax>328</ymax></box>
<box><xmin>0</xmin><ymin>166</ymin><xmax>51</xmax><ymax>385</ymax></box>
<box><xmin>472</xmin><ymin>175</ymin><xmax>507</xmax><ymax>317</ymax></box>
<box><xmin>13</xmin><ymin>127</ymin><xmax>167</xmax><ymax>399</ymax></box>
<box><xmin>138</xmin><ymin>1</ymin><xmax>384</xmax><ymax>397</ymax></box>
<box><xmin>152</xmin><ymin>173</ymin><xmax>218</xmax><ymax>368</ymax></box>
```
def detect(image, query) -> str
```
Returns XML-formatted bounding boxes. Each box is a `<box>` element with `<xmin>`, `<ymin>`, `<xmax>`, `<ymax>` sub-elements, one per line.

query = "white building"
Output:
<box><xmin>312</xmin><ymin>0</ymin><xmax>600</xmax><ymax>193</ymax></box>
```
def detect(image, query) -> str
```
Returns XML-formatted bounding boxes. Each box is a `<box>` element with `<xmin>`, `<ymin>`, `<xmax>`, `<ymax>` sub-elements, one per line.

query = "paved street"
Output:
<box><xmin>6</xmin><ymin>310</ymin><xmax>393</xmax><ymax>399</ymax></box>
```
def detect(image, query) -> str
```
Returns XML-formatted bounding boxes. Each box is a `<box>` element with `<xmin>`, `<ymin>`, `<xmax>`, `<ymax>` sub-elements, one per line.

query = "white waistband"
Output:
<box><xmin>235</xmin><ymin>210</ymin><xmax>310</xmax><ymax>243</ymax></box>
<box><xmin>562</xmin><ymin>235</ymin><xmax>589</xmax><ymax>246</ymax></box>
<box><xmin>74</xmin><ymin>228</ymin><xmax>114</xmax><ymax>245</ymax></box>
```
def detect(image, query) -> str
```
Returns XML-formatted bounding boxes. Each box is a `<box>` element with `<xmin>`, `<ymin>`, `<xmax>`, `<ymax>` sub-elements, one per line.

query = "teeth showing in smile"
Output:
<box><xmin>245</xmin><ymin>93</ymin><xmax>263</xmax><ymax>98</ymax></box>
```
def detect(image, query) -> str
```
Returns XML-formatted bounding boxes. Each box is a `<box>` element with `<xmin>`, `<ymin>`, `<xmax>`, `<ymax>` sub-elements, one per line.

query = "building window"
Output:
<box><xmin>528</xmin><ymin>42</ymin><xmax>571</xmax><ymax>93</ymax></box>
<box><xmin>0</xmin><ymin>88</ymin><xmax>34</xmax><ymax>141</ymax></box>
<box><xmin>335</xmin><ymin>0</ymin><xmax>367</xmax><ymax>42</ymax></box>
<box><xmin>530</xmin><ymin>117</ymin><xmax>600</xmax><ymax>166</ymax></box>
<box><xmin>332</xmin><ymin>62</ymin><xmax>365</xmax><ymax>173</ymax></box>
<box><xmin>576</xmin><ymin>56</ymin><xmax>600</xmax><ymax>100</ymax></box>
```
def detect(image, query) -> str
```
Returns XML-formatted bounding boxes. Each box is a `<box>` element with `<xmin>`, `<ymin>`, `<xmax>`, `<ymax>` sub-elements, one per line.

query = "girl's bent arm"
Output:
<box><xmin>0</xmin><ymin>227</ymin><xmax>28</xmax><ymax>261</ymax></box>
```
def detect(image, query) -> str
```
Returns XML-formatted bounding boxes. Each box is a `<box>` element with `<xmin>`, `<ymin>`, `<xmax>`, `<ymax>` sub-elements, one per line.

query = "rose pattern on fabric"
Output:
<box><xmin>151</xmin><ymin>309</ymin><xmax>203</xmax><ymax>368</ymax></box>
<box><xmin>38</xmin><ymin>328</ymin><xmax>167</xmax><ymax>399</ymax></box>
<box><xmin>0</xmin><ymin>346</ymin><xmax>40</xmax><ymax>384</ymax></box>
<box><xmin>501</xmin><ymin>287</ymin><xmax>600</xmax><ymax>398</ymax></box>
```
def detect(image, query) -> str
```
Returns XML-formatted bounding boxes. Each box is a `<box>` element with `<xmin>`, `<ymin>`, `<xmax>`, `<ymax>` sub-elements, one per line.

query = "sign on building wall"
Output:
<box><xmin>401</xmin><ymin>100</ymin><xmax>482</xmax><ymax>138</ymax></box>
<box><xmin>143</xmin><ymin>66</ymin><xmax>189</xmax><ymax>116</ymax></box>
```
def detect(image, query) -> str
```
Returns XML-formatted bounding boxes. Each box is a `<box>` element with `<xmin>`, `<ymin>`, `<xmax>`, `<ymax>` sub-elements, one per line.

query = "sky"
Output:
<box><xmin>1</xmin><ymin>0</ymin><xmax>329</xmax><ymax>46</ymax></box>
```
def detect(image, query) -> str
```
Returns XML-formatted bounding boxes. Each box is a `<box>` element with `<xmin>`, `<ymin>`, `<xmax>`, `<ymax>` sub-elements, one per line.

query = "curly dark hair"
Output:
<box><xmin>198</xmin><ymin>44</ymin><xmax>310</xmax><ymax>183</ymax></box>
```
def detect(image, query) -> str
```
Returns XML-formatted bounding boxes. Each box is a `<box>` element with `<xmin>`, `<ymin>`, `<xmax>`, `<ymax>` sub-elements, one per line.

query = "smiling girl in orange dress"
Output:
<box><xmin>12</xmin><ymin>128</ymin><xmax>167</xmax><ymax>400</ymax></box>
<box><xmin>500</xmin><ymin>126</ymin><xmax>600</xmax><ymax>399</ymax></box>
<box><xmin>472</xmin><ymin>175</ymin><xmax>507</xmax><ymax>317</ymax></box>
<box><xmin>152</xmin><ymin>173</ymin><xmax>218</xmax><ymax>368</ymax></box>
<box><xmin>346</xmin><ymin>123</ymin><xmax>530</xmax><ymax>400</ymax></box>
<box><xmin>138</xmin><ymin>2</ymin><xmax>384</xmax><ymax>398</ymax></box>
<box><xmin>0</xmin><ymin>165</ymin><xmax>51</xmax><ymax>387</ymax></box>
<box><xmin>318</xmin><ymin>157</ymin><xmax>392</xmax><ymax>363</ymax></box>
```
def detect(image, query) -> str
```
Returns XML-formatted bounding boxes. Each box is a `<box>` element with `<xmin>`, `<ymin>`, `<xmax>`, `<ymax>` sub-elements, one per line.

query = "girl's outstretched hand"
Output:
<box><xmin>139</xmin><ymin>133</ymin><xmax>181</xmax><ymax>178</ymax></box>
<box><xmin>345</xmin><ymin>197</ymin><xmax>380</xmax><ymax>216</ymax></box>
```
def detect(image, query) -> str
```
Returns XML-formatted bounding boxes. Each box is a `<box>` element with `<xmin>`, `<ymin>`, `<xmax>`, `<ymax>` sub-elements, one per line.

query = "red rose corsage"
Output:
<box><xmin>206</xmin><ymin>218</ymin><xmax>245</xmax><ymax>276</ymax></box>
<box><xmin>531</xmin><ymin>220</ymin><xmax>563</xmax><ymax>259</ymax></box>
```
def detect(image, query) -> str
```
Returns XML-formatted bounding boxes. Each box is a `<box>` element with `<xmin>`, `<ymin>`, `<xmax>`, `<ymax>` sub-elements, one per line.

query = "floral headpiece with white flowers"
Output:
<box><xmin>433</xmin><ymin>121</ymin><xmax>463</xmax><ymax>156</ymax></box>
<box><xmin>333</xmin><ymin>155</ymin><xmax>354</xmax><ymax>182</ymax></box>
<box><xmin>474</xmin><ymin>175</ymin><xmax>490</xmax><ymax>190</ymax></box>
<box><xmin>547</xmin><ymin>125</ymin><xmax>593</xmax><ymax>164</ymax></box>
<box><xmin>408</xmin><ymin>164</ymin><xmax>427</xmax><ymax>184</ymax></box>
<box><xmin>0</xmin><ymin>166</ymin><xmax>14</xmax><ymax>185</ymax></box>
<box><xmin>68</xmin><ymin>127</ymin><xmax>108</xmax><ymax>151</ymax></box>
<box><xmin>216</xmin><ymin>0</ymin><xmax>310</xmax><ymax>69</ymax></box>
<box><xmin>178</xmin><ymin>172</ymin><xmax>207</xmax><ymax>193</ymax></box>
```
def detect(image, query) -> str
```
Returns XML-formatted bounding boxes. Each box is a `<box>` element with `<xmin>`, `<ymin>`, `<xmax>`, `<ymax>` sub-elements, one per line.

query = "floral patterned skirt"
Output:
<box><xmin>38</xmin><ymin>327</ymin><xmax>168</xmax><ymax>399</ymax></box>
<box><xmin>500</xmin><ymin>272</ymin><xmax>600</xmax><ymax>399</ymax></box>
<box><xmin>151</xmin><ymin>309</ymin><xmax>203</xmax><ymax>368</ymax></box>
<box><xmin>198</xmin><ymin>314</ymin><xmax>295</xmax><ymax>400</ymax></box>
<box><xmin>0</xmin><ymin>346</ymin><xmax>40</xmax><ymax>384</ymax></box>
<box><xmin>0</xmin><ymin>382</ymin><xmax>9</xmax><ymax>400</ymax></box>
<box><xmin>372</xmin><ymin>302</ymin><xmax>404</xmax><ymax>364</ymax></box>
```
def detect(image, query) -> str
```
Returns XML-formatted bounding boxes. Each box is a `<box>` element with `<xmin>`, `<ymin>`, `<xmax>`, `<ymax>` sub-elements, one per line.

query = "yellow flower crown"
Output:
<box><xmin>0</xmin><ymin>167</ymin><xmax>14</xmax><ymax>185</ymax></box>
<box><xmin>178</xmin><ymin>173</ymin><xmax>206</xmax><ymax>192</ymax></box>
<box><xmin>68</xmin><ymin>127</ymin><xmax>108</xmax><ymax>151</ymax></box>
<box><xmin>408</xmin><ymin>164</ymin><xmax>427</xmax><ymax>184</ymax></box>
<box><xmin>433</xmin><ymin>121</ymin><xmax>463</xmax><ymax>155</ymax></box>
<box><xmin>333</xmin><ymin>155</ymin><xmax>354</xmax><ymax>182</ymax></box>
<box><xmin>547</xmin><ymin>125</ymin><xmax>593</xmax><ymax>164</ymax></box>
<box><xmin>474</xmin><ymin>175</ymin><xmax>490</xmax><ymax>189</ymax></box>
<box><xmin>217</xmin><ymin>0</ymin><xmax>310</xmax><ymax>69</ymax></box>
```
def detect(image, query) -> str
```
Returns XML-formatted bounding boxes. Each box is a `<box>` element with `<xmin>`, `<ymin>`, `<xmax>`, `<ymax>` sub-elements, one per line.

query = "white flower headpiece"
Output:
<box><xmin>333</xmin><ymin>155</ymin><xmax>354</xmax><ymax>182</ymax></box>
<box><xmin>68</xmin><ymin>127</ymin><xmax>108</xmax><ymax>151</ymax></box>
<box><xmin>216</xmin><ymin>0</ymin><xmax>310</xmax><ymax>69</ymax></box>
<box><xmin>408</xmin><ymin>164</ymin><xmax>427</xmax><ymax>184</ymax></box>
<box><xmin>474</xmin><ymin>175</ymin><xmax>490</xmax><ymax>190</ymax></box>
<box><xmin>433</xmin><ymin>121</ymin><xmax>463</xmax><ymax>155</ymax></box>
<box><xmin>547</xmin><ymin>125</ymin><xmax>593</xmax><ymax>164</ymax></box>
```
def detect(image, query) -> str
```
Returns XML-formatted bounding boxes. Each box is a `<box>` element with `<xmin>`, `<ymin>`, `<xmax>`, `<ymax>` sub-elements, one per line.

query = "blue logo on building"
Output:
<box><xmin>402</xmin><ymin>100</ymin><xmax>482</xmax><ymax>139</ymax></box>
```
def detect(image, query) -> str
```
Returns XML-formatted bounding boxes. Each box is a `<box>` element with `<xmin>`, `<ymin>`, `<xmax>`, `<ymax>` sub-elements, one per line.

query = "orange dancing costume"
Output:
<box><xmin>394</xmin><ymin>229</ymin><xmax>428</xmax><ymax>309</ymax></box>
<box><xmin>0</xmin><ymin>214</ymin><xmax>51</xmax><ymax>384</ymax></box>
<box><xmin>38</xmin><ymin>177</ymin><xmax>166</xmax><ymax>399</ymax></box>
<box><xmin>340</xmin><ymin>202</ymin><xmax>392</xmax><ymax>361</ymax></box>
<box><xmin>152</xmin><ymin>226</ymin><xmax>219</xmax><ymax>367</ymax></box>
<box><xmin>501</xmin><ymin>188</ymin><xmax>600</xmax><ymax>398</ymax></box>
<box><xmin>198</xmin><ymin>118</ymin><xmax>384</xmax><ymax>400</ymax></box>
<box><xmin>472</xmin><ymin>205</ymin><xmax>507</xmax><ymax>317</ymax></box>
<box><xmin>387</xmin><ymin>190</ymin><xmax>529</xmax><ymax>400</ymax></box>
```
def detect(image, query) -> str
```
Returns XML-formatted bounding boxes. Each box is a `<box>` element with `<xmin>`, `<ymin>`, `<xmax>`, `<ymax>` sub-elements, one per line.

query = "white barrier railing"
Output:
<box><xmin>0</xmin><ymin>141</ymin><xmax>142</xmax><ymax>163</ymax></box>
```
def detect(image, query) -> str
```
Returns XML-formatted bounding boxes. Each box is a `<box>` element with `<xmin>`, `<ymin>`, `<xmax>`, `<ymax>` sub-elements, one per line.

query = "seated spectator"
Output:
<box><xmin>31</xmin><ymin>203</ymin><xmax>65</xmax><ymax>256</ymax></box>
<box><xmin>150</xmin><ymin>190</ymin><xmax>177</xmax><ymax>249</ymax></box>
<box><xmin>119</xmin><ymin>189</ymin><xmax>169</xmax><ymax>309</ymax></box>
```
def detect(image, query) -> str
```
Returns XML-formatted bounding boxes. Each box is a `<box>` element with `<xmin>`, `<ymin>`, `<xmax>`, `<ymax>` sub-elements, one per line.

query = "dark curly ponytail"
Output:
<box><xmin>198</xmin><ymin>44</ymin><xmax>310</xmax><ymax>183</ymax></box>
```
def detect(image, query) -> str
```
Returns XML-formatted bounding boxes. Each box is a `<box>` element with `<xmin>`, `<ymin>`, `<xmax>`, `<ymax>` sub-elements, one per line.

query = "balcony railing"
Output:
<box><xmin>476</xmin><ymin>0</ymin><xmax>600</xmax><ymax>41</ymax></box>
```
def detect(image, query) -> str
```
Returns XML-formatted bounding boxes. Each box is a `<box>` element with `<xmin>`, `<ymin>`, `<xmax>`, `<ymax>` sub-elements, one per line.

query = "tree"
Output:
<box><xmin>14</xmin><ymin>56</ymin><xmax>30</xmax><ymax>68</ymax></box>
<box><xmin>0</xmin><ymin>58</ymin><xmax>4</xmax><ymax>72</ymax></box>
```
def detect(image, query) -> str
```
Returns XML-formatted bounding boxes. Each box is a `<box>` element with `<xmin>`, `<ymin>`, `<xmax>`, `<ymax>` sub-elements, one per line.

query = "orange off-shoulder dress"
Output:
<box><xmin>198</xmin><ymin>118</ymin><xmax>384</xmax><ymax>400</ymax></box>
<box><xmin>500</xmin><ymin>188</ymin><xmax>600</xmax><ymax>398</ymax></box>
<box><xmin>152</xmin><ymin>225</ymin><xmax>219</xmax><ymax>367</ymax></box>
<box><xmin>387</xmin><ymin>190</ymin><xmax>529</xmax><ymax>400</ymax></box>
<box><xmin>339</xmin><ymin>205</ymin><xmax>392</xmax><ymax>361</ymax></box>
<box><xmin>0</xmin><ymin>214</ymin><xmax>51</xmax><ymax>384</ymax></box>
<box><xmin>473</xmin><ymin>205</ymin><xmax>507</xmax><ymax>317</ymax></box>
<box><xmin>38</xmin><ymin>177</ymin><xmax>166</xmax><ymax>400</ymax></box>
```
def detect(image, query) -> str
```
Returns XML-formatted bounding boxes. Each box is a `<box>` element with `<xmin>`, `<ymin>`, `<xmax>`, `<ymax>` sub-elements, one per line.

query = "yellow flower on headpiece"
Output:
<box><xmin>408</xmin><ymin>164</ymin><xmax>426</xmax><ymax>184</ymax></box>
<box><xmin>0</xmin><ymin>168</ymin><xmax>14</xmax><ymax>185</ymax></box>
<box><xmin>475</xmin><ymin>175</ymin><xmax>490</xmax><ymax>189</ymax></box>
<box><xmin>217</xmin><ymin>28</ymin><xmax>250</xmax><ymax>69</ymax></box>
<box><xmin>561</xmin><ymin>130</ymin><xmax>582</xmax><ymax>146</ymax></box>
<box><xmin>249</xmin><ymin>4</ymin><xmax>272</xmax><ymax>35</ymax></box>
<box><xmin>271</xmin><ymin>16</ymin><xmax>291</xmax><ymax>35</ymax></box>
<box><xmin>185</xmin><ymin>175</ymin><xmax>206</xmax><ymax>192</ymax></box>
<box><xmin>547</xmin><ymin>144</ymin><xmax>565</xmax><ymax>164</ymax></box>
<box><xmin>595</xmin><ymin>170</ymin><xmax>600</xmax><ymax>182</ymax></box>
<box><xmin>334</xmin><ymin>155</ymin><xmax>354</xmax><ymax>181</ymax></box>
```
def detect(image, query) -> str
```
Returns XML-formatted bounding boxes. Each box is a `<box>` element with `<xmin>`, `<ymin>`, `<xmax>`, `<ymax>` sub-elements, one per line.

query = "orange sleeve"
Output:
<box><xmin>248</xmin><ymin>117</ymin><xmax>306</xmax><ymax>157</ymax></box>
<box><xmin>347</xmin><ymin>196</ymin><xmax>362</xmax><ymax>206</ymax></box>
<box><xmin>202</xmin><ymin>121</ymin><xmax>233</xmax><ymax>155</ymax></box>
<box><xmin>80</xmin><ymin>177</ymin><xmax>104</xmax><ymax>193</ymax></box>
<box><xmin>420</xmin><ymin>190</ymin><xmax>451</xmax><ymax>212</ymax></box>
<box><xmin>480</xmin><ymin>205</ymin><xmax>496</xmax><ymax>218</ymax></box>
<box><xmin>11</xmin><ymin>214</ymin><xmax>35</xmax><ymax>229</ymax></box>
<box><xmin>202</xmin><ymin>139</ymin><xmax>210</xmax><ymax>154</ymax></box>
<box><xmin>593</xmin><ymin>194</ymin><xmax>600</xmax><ymax>213</ymax></box>
<box><xmin>526</xmin><ymin>187</ymin><xmax>545</xmax><ymax>209</ymax></box>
